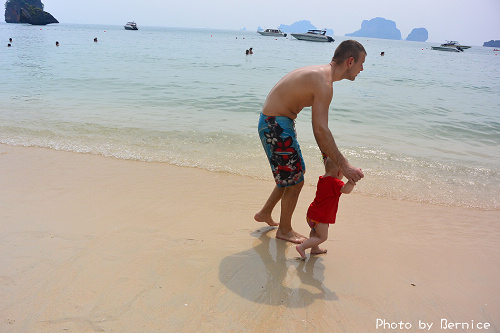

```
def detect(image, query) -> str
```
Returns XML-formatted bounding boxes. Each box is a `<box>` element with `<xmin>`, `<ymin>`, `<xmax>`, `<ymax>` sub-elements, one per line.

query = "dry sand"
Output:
<box><xmin>1</xmin><ymin>144</ymin><xmax>499</xmax><ymax>332</ymax></box>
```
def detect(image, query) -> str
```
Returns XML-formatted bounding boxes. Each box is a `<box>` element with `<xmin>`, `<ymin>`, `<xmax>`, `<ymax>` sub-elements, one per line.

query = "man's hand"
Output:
<box><xmin>342</xmin><ymin>163</ymin><xmax>364</xmax><ymax>183</ymax></box>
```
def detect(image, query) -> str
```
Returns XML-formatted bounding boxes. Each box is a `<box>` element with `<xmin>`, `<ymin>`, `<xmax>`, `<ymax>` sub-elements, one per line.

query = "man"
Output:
<box><xmin>255</xmin><ymin>40</ymin><xmax>366</xmax><ymax>244</ymax></box>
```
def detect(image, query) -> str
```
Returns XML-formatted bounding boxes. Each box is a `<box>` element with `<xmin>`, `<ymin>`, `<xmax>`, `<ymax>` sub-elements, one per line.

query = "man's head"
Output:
<box><xmin>332</xmin><ymin>40</ymin><xmax>366</xmax><ymax>81</ymax></box>
<box><xmin>332</xmin><ymin>40</ymin><xmax>367</xmax><ymax>64</ymax></box>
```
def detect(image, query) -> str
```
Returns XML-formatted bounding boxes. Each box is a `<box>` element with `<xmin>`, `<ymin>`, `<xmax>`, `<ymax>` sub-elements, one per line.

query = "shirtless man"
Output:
<box><xmin>255</xmin><ymin>40</ymin><xmax>366</xmax><ymax>244</ymax></box>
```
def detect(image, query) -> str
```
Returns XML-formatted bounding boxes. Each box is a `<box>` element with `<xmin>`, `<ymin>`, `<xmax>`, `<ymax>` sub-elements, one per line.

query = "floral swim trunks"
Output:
<box><xmin>258</xmin><ymin>113</ymin><xmax>305</xmax><ymax>188</ymax></box>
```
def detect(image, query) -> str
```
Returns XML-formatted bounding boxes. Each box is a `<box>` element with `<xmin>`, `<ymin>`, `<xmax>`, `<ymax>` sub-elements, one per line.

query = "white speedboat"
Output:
<box><xmin>257</xmin><ymin>28</ymin><xmax>287</xmax><ymax>37</ymax></box>
<box><xmin>431</xmin><ymin>46</ymin><xmax>462</xmax><ymax>52</ymax></box>
<box><xmin>431</xmin><ymin>40</ymin><xmax>470</xmax><ymax>52</ymax></box>
<box><xmin>291</xmin><ymin>29</ymin><xmax>334</xmax><ymax>42</ymax></box>
<box><xmin>124</xmin><ymin>22</ymin><xmax>138</xmax><ymax>30</ymax></box>
<box><xmin>440</xmin><ymin>41</ymin><xmax>470</xmax><ymax>49</ymax></box>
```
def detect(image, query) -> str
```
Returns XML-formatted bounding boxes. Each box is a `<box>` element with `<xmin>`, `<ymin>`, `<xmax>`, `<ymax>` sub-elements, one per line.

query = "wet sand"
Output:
<box><xmin>1</xmin><ymin>144</ymin><xmax>498</xmax><ymax>332</ymax></box>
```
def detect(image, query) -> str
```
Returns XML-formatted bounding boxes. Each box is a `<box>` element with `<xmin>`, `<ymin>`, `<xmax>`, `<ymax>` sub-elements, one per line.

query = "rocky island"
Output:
<box><xmin>346</xmin><ymin>17</ymin><xmax>428</xmax><ymax>42</ymax></box>
<box><xmin>406</xmin><ymin>28</ymin><xmax>428</xmax><ymax>42</ymax></box>
<box><xmin>483</xmin><ymin>40</ymin><xmax>500</xmax><ymax>47</ymax></box>
<box><xmin>346</xmin><ymin>17</ymin><xmax>402</xmax><ymax>40</ymax></box>
<box><xmin>5</xmin><ymin>0</ymin><xmax>58</xmax><ymax>25</ymax></box>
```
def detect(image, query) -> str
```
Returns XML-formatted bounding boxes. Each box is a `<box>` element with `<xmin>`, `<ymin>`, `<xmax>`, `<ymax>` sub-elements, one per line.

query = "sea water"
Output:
<box><xmin>1</xmin><ymin>23</ymin><xmax>499</xmax><ymax>210</ymax></box>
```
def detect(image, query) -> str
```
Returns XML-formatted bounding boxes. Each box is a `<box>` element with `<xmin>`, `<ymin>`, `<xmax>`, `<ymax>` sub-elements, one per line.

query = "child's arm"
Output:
<box><xmin>340</xmin><ymin>180</ymin><xmax>356</xmax><ymax>194</ymax></box>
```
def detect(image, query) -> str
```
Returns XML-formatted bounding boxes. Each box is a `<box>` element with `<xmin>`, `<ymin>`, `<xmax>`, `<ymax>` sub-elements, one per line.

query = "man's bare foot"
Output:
<box><xmin>254</xmin><ymin>212</ymin><xmax>279</xmax><ymax>227</ymax></box>
<box><xmin>276</xmin><ymin>230</ymin><xmax>307</xmax><ymax>244</ymax></box>
<box><xmin>296</xmin><ymin>245</ymin><xmax>306</xmax><ymax>259</ymax></box>
<box><xmin>311</xmin><ymin>248</ymin><xmax>328</xmax><ymax>255</ymax></box>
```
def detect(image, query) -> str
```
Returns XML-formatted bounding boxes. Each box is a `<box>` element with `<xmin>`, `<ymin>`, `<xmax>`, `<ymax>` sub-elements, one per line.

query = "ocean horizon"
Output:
<box><xmin>1</xmin><ymin>23</ymin><xmax>499</xmax><ymax>210</ymax></box>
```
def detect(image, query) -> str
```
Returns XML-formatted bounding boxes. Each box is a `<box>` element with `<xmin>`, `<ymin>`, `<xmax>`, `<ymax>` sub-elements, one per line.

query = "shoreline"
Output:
<box><xmin>1</xmin><ymin>144</ymin><xmax>499</xmax><ymax>332</ymax></box>
<box><xmin>0</xmin><ymin>141</ymin><xmax>497</xmax><ymax>212</ymax></box>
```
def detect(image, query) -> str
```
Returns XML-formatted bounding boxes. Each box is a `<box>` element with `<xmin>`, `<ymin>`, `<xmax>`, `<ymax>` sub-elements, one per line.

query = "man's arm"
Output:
<box><xmin>311</xmin><ymin>91</ymin><xmax>364</xmax><ymax>183</ymax></box>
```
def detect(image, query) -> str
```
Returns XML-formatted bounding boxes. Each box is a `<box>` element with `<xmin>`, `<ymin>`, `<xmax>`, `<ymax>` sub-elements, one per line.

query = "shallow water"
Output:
<box><xmin>1</xmin><ymin>23</ymin><xmax>499</xmax><ymax>210</ymax></box>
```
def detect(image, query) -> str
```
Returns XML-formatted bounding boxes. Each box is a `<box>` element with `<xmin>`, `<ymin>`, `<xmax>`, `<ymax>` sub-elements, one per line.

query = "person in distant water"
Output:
<box><xmin>380</xmin><ymin>52</ymin><xmax>385</xmax><ymax>56</ymax></box>
<box><xmin>249</xmin><ymin>47</ymin><xmax>253</xmax><ymax>54</ymax></box>
<box><xmin>56</xmin><ymin>41</ymin><xmax>59</xmax><ymax>46</ymax></box>
<box><xmin>296</xmin><ymin>155</ymin><xmax>355</xmax><ymax>259</ymax></box>
<box><xmin>246</xmin><ymin>49</ymin><xmax>249</xmax><ymax>55</ymax></box>
<box><xmin>9</xmin><ymin>38</ymin><xmax>12</xmax><ymax>42</ymax></box>
<box><xmin>8</xmin><ymin>43</ymin><xmax>11</xmax><ymax>47</ymax></box>
<box><xmin>255</xmin><ymin>40</ymin><xmax>366</xmax><ymax>244</ymax></box>
<box><xmin>94</xmin><ymin>37</ymin><xmax>98</xmax><ymax>42</ymax></box>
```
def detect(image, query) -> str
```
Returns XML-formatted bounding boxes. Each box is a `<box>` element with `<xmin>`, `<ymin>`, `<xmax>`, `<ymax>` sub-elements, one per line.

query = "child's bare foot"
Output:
<box><xmin>296</xmin><ymin>245</ymin><xmax>306</xmax><ymax>259</ymax></box>
<box><xmin>311</xmin><ymin>248</ymin><xmax>327</xmax><ymax>255</ymax></box>
<box><xmin>254</xmin><ymin>212</ymin><xmax>279</xmax><ymax>227</ymax></box>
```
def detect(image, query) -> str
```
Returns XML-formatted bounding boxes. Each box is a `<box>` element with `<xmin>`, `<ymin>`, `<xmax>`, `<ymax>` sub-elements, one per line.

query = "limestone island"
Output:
<box><xmin>483</xmin><ymin>40</ymin><xmax>500</xmax><ymax>47</ymax></box>
<box><xmin>5</xmin><ymin>0</ymin><xmax>58</xmax><ymax>25</ymax></box>
<box><xmin>346</xmin><ymin>17</ymin><xmax>402</xmax><ymax>40</ymax></box>
<box><xmin>406</xmin><ymin>28</ymin><xmax>428</xmax><ymax>42</ymax></box>
<box><xmin>346</xmin><ymin>17</ymin><xmax>428</xmax><ymax>42</ymax></box>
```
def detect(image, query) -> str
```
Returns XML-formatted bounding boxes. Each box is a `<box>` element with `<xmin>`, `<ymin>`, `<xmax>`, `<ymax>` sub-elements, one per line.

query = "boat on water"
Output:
<box><xmin>257</xmin><ymin>28</ymin><xmax>287</xmax><ymax>37</ymax></box>
<box><xmin>291</xmin><ymin>29</ymin><xmax>334</xmax><ymax>42</ymax></box>
<box><xmin>440</xmin><ymin>40</ymin><xmax>470</xmax><ymax>49</ymax></box>
<box><xmin>431</xmin><ymin>46</ymin><xmax>463</xmax><ymax>52</ymax></box>
<box><xmin>431</xmin><ymin>40</ymin><xmax>470</xmax><ymax>52</ymax></box>
<box><xmin>124</xmin><ymin>22</ymin><xmax>138</xmax><ymax>30</ymax></box>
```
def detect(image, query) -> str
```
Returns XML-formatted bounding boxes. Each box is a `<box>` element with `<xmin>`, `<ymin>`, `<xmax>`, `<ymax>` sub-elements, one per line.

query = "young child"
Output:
<box><xmin>296</xmin><ymin>155</ymin><xmax>356</xmax><ymax>259</ymax></box>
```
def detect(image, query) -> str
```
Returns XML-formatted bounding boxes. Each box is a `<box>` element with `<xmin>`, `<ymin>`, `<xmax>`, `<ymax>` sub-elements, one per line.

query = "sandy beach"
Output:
<box><xmin>0</xmin><ymin>143</ymin><xmax>499</xmax><ymax>332</ymax></box>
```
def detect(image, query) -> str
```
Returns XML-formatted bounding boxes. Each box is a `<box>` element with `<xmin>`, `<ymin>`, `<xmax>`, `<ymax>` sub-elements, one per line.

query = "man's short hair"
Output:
<box><xmin>332</xmin><ymin>40</ymin><xmax>367</xmax><ymax>64</ymax></box>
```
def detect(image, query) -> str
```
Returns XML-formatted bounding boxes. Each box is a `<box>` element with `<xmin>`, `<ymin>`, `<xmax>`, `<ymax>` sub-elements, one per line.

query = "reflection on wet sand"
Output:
<box><xmin>219</xmin><ymin>227</ymin><xmax>338</xmax><ymax>308</ymax></box>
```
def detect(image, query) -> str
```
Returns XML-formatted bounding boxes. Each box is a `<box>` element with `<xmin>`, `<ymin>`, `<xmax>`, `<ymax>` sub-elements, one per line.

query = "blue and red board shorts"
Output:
<box><xmin>258</xmin><ymin>113</ymin><xmax>305</xmax><ymax>188</ymax></box>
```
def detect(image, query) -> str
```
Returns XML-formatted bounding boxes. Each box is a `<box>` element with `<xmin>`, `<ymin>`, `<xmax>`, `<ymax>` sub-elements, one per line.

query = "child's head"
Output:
<box><xmin>323</xmin><ymin>155</ymin><xmax>343</xmax><ymax>179</ymax></box>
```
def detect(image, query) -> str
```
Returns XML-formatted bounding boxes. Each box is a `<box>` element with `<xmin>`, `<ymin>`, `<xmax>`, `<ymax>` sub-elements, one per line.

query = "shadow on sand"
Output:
<box><xmin>219</xmin><ymin>227</ymin><xmax>338</xmax><ymax>308</ymax></box>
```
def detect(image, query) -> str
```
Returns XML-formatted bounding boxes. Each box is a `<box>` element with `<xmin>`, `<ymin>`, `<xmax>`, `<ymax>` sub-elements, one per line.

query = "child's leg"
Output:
<box><xmin>296</xmin><ymin>223</ymin><xmax>329</xmax><ymax>259</ymax></box>
<box><xmin>310</xmin><ymin>226</ymin><xmax>328</xmax><ymax>255</ymax></box>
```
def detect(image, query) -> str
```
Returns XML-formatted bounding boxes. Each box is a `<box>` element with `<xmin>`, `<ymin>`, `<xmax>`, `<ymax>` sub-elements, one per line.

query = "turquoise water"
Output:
<box><xmin>1</xmin><ymin>23</ymin><xmax>499</xmax><ymax>210</ymax></box>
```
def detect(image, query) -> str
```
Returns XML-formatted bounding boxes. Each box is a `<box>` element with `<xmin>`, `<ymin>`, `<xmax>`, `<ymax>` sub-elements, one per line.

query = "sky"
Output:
<box><xmin>41</xmin><ymin>0</ymin><xmax>500</xmax><ymax>46</ymax></box>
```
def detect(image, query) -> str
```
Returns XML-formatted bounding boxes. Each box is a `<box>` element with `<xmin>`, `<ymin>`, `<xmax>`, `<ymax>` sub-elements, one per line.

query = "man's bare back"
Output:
<box><xmin>262</xmin><ymin>64</ymin><xmax>334</xmax><ymax>119</ymax></box>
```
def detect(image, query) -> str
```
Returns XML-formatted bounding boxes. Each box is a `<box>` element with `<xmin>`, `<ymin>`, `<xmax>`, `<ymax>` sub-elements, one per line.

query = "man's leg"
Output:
<box><xmin>254</xmin><ymin>185</ymin><xmax>284</xmax><ymax>226</ymax></box>
<box><xmin>275</xmin><ymin>181</ymin><xmax>307</xmax><ymax>244</ymax></box>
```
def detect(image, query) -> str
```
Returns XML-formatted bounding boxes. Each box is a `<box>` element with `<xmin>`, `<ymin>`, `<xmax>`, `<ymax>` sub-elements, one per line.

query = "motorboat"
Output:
<box><xmin>124</xmin><ymin>21</ymin><xmax>138</xmax><ymax>30</ymax></box>
<box><xmin>431</xmin><ymin>40</ymin><xmax>470</xmax><ymax>52</ymax></box>
<box><xmin>257</xmin><ymin>28</ymin><xmax>287</xmax><ymax>37</ymax></box>
<box><xmin>291</xmin><ymin>29</ymin><xmax>334</xmax><ymax>42</ymax></box>
<box><xmin>440</xmin><ymin>40</ymin><xmax>470</xmax><ymax>49</ymax></box>
<box><xmin>431</xmin><ymin>46</ymin><xmax>463</xmax><ymax>52</ymax></box>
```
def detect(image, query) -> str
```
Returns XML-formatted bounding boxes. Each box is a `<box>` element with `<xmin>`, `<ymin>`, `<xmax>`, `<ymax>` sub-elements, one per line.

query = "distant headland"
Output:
<box><xmin>346</xmin><ymin>17</ymin><xmax>401</xmax><ymax>40</ymax></box>
<box><xmin>4</xmin><ymin>0</ymin><xmax>58</xmax><ymax>25</ymax></box>
<box><xmin>346</xmin><ymin>17</ymin><xmax>428</xmax><ymax>42</ymax></box>
<box><xmin>406</xmin><ymin>28</ymin><xmax>428</xmax><ymax>42</ymax></box>
<box><xmin>483</xmin><ymin>40</ymin><xmax>500</xmax><ymax>47</ymax></box>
